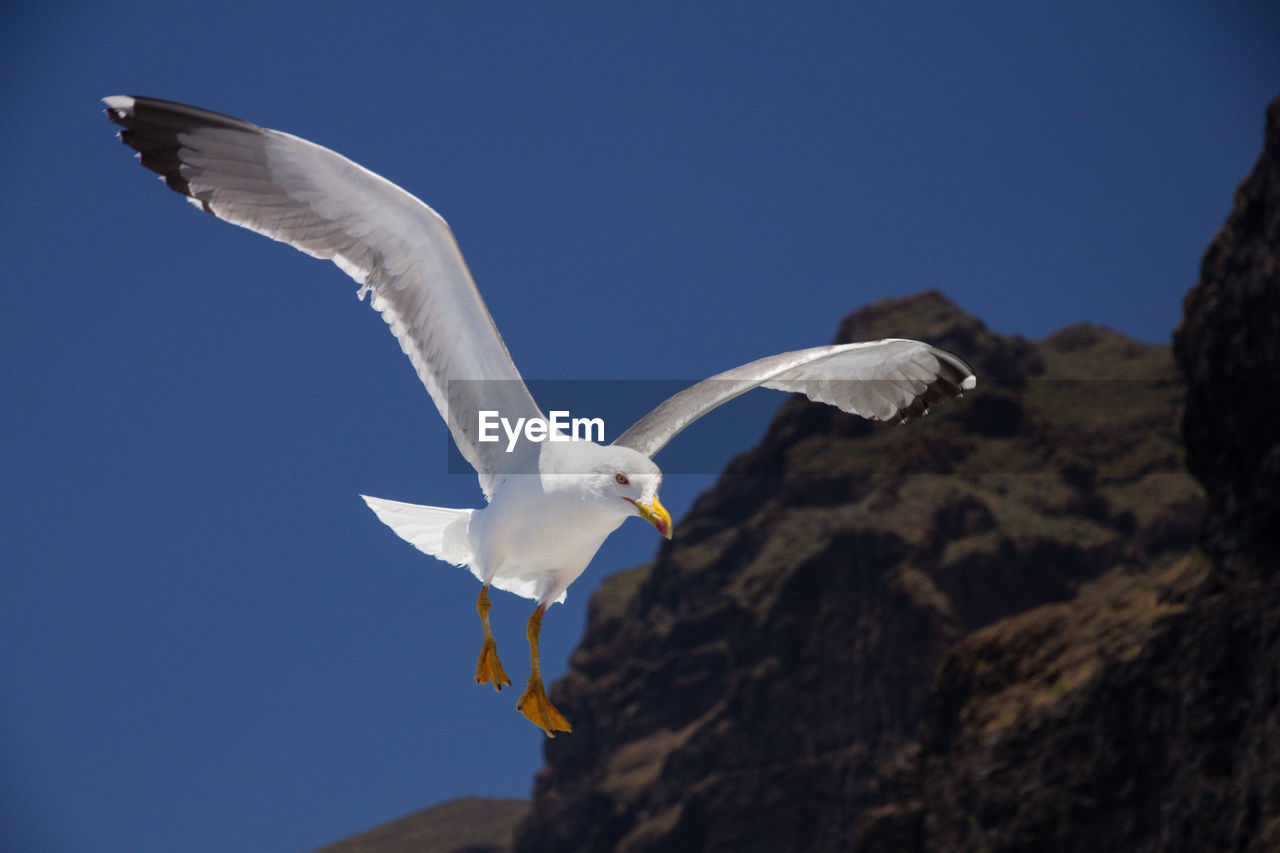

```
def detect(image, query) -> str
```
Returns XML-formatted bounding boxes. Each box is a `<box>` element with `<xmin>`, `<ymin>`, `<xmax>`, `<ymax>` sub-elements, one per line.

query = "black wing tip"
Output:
<box><xmin>103</xmin><ymin>95</ymin><xmax>261</xmax><ymax>211</ymax></box>
<box><xmin>888</xmin><ymin>349</ymin><xmax>977</xmax><ymax>424</ymax></box>
<box><xmin>103</xmin><ymin>95</ymin><xmax>263</xmax><ymax>133</ymax></box>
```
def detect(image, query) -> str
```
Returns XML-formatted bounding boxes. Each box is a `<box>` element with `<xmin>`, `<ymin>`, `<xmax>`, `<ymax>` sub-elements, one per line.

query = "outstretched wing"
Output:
<box><xmin>104</xmin><ymin>95</ymin><xmax>541</xmax><ymax>499</ymax></box>
<box><xmin>612</xmin><ymin>339</ymin><xmax>975</xmax><ymax>458</ymax></box>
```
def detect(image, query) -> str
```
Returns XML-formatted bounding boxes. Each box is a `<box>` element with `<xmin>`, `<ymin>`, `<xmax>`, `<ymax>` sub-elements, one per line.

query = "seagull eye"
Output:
<box><xmin>614</xmin><ymin>473</ymin><xmax>629</xmax><ymax>486</ymax></box>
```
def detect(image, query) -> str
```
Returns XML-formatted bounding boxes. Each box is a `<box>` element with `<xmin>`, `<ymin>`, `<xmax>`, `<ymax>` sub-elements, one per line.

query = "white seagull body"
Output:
<box><xmin>104</xmin><ymin>96</ymin><xmax>976</xmax><ymax>735</ymax></box>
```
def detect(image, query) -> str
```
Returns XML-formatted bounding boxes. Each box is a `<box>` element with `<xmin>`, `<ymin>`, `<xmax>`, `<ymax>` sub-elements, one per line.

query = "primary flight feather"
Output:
<box><xmin>104</xmin><ymin>95</ymin><xmax>975</xmax><ymax>735</ymax></box>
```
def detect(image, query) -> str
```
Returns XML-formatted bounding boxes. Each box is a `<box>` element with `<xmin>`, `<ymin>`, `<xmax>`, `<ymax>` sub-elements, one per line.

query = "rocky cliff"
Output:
<box><xmin>512</xmin><ymin>288</ymin><xmax>1201</xmax><ymax>852</ymax></box>
<box><xmin>853</xmin><ymin>99</ymin><xmax>1280</xmax><ymax>852</ymax></box>
<box><xmin>313</xmin><ymin>797</ymin><xmax>528</xmax><ymax>853</ymax></box>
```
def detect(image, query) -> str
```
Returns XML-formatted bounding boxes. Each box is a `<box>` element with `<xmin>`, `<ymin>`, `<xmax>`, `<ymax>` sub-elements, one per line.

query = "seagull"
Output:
<box><xmin>104</xmin><ymin>96</ymin><xmax>976</xmax><ymax>736</ymax></box>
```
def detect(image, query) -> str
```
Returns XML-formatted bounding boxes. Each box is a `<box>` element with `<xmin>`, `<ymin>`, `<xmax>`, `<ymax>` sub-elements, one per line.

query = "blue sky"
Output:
<box><xmin>2</xmin><ymin>2</ymin><xmax>1277</xmax><ymax>851</ymax></box>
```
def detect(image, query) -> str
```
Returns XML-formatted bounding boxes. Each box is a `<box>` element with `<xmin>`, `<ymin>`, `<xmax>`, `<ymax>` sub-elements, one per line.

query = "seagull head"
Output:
<box><xmin>617</xmin><ymin>473</ymin><xmax>673</xmax><ymax>541</ymax></box>
<box><xmin>555</xmin><ymin>442</ymin><xmax>672</xmax><ymax>539</ymax></box>
<box><xmin>602</xmin><ymin>445</ymin><xmax>672</xmax><ymax>539</ymax></box>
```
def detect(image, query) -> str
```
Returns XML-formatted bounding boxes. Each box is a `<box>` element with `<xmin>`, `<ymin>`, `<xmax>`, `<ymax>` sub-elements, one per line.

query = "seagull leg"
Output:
<box><xmin>474</xmin><ymin>585</ymin><xmax>510</xmax><ymax>691</ymax></box>
<box><xmin>516</xmin><ymin>605</ymin><xmax>572</xmax><ymax>736</ymax></box>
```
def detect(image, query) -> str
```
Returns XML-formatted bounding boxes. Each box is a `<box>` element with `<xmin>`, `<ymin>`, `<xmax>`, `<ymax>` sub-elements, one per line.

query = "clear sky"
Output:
<box><xmin>2</xmin><ymin>2</ymin><xmax>1276</xmax><ymax>851</ymax></box>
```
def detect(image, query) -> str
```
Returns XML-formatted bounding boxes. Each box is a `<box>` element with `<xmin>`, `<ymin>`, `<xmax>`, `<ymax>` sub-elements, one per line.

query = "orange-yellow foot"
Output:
<box><xmin>517</xmin><ymin>676</ymin><xmax>572</xmax><ymax>736</ymax></box>
<box><xmin>475</xmin><ymin>638</ymin><xmax>511</xmax><ymax>691</ymax></box>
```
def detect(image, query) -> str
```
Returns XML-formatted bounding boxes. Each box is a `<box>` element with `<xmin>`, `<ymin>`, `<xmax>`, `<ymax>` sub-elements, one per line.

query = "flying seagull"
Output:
<box><xmin>104</xmin><ymin>96</ymin><xmax>976</xmax><ymax>736</ymax></box>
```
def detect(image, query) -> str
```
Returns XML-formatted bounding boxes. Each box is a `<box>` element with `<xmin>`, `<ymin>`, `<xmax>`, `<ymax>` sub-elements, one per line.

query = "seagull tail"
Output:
<box><xmin>360</xmin><ymin>495</ymin><xmax>474</xmax><ymax>567</ymax></box>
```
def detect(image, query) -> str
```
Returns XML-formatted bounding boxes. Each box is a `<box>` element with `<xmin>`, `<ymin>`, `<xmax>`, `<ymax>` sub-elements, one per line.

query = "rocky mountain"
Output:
<box><xmin>313</xmin><ymin>797</ymin><xmax>528</xmax><ymax>853</ymax></box>
<box><xmin>509</xmin><ymin>286</ymin><xmax>1201</xmax><ymax>852</ymax></box>
<box><xmin>859</xmin><ymin>97</ymin><xmax>1280</xmax><ymax>853</ymax></box>
<box><xmin>317</xmin><ymin>97</ymin><xmax>1277</xmax><ymax>853</ymax></box>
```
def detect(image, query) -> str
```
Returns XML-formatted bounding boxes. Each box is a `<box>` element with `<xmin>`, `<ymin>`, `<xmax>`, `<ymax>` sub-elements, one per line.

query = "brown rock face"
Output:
<box><xmin>856</xmin><ymin>98</ymin><xmax>1280</xmax><ymax>852</ymax></box>
<box><xmin>514</xmin><ymin>289</ymin><xmax>1200</xmax><ymax>852</ymax></box>
<box><xmin>1175</xmin><ymin>98</ymin><xmax>1280</xmax><ymax>570</ymax></box>
<box><xmin>312</xmin><ymin>797</ymin><xmax>529</xmax><ymax>853</ymax></box>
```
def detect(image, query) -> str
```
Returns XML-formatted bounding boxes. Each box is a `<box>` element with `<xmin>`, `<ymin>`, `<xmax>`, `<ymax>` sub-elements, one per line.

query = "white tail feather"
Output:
<box><xmin>361</xmin><ymin>496</ymin><xmax>474</xmax><ymax>566</ymax></box>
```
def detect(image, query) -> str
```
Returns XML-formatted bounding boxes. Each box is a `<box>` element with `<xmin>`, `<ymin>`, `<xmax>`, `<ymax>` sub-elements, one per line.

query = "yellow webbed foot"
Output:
<box><xmin>475</xmin><ymin>638</ymin><xmax>511</xmax><ymax>691</ymax></box>
<box><xmin>517</xmin><ymin>676</ymin><xmax>572</xmax><ymax>737</ymax></box>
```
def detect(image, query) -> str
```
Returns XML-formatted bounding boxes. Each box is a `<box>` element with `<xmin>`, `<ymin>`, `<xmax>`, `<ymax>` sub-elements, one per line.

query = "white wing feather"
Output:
<box><xmin>105</xmin><ymin>95</ymin><xmax>541</xmax><ymax>499</ymax></box>
<box><xmin>613</xmin><ymin>339</ymin><xmax>975</xmax><ymax>458</ymax></box>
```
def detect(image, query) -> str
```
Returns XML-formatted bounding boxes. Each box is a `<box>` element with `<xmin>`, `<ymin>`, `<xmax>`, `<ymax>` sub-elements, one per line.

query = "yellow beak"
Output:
<box><xmin>634</xmin><ymin>496</ymin><xmax>673</xmax><ymax>539</ymax></box>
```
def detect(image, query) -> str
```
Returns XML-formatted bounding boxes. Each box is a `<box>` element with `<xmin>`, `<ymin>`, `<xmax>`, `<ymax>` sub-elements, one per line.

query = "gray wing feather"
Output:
<box><xmin>105</xmin><ymin>96</ymin><xmax>542</xmax><ymax>498</ymax></box>
<box><xmin>612</xmin><ymin>339</ymin><xmax>975</xmax><ymax>459</ymax></box>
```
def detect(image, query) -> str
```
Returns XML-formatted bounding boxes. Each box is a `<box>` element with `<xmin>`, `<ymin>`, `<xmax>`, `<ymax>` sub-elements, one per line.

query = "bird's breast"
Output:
<box><xmin>472</xmin><ymin>482</ymin><xmax>626</xmax><ymax>574</ymax></box>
